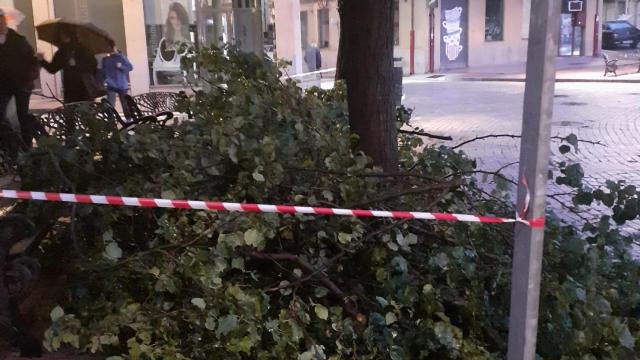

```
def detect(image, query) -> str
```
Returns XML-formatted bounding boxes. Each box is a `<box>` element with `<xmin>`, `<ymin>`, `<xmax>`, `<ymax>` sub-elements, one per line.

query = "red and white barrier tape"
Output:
<box><xmin>0</xmin><ymin>190</ymin><xmax>545</xmax><ymax>228</ymax></box>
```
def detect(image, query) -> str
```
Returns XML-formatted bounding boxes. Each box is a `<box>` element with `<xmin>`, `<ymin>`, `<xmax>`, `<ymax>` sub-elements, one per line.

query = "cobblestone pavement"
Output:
<box><xmin>404</xmin><ymin>81</ymin><xmax>640</xmax><ymax>235</ymax></box>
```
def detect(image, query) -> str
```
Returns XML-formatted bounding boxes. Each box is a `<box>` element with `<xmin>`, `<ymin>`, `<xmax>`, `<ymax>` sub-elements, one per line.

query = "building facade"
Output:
<box><xmin>2</xmin><ymin>0</ymin><xmax>266</xmax><ymax>98</ymax></box>
<box><xmin>0</xmin><ymin>0</ymin><xmax>606</xmax><ymax>98</ymax></box>
<box><xmin>603</xmin><ymin>0</ymin><xmax>640</xmax><ymax>25</ymax></box>
<box><xmin>273</xmin><ymin>0</ymin><xmax>604</xmax><ymax>75</ymax></box>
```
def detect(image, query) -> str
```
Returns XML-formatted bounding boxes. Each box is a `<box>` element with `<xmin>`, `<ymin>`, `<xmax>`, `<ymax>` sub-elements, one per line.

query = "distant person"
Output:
<box><xmin>304</xmin><ymin>43</ymin><xmax>322</xmax><ymax>72</ymax></box>
<box><xmin>0</xmin><ymin>8</ymin><xmax>39</xmax><ymax>151</ymax></box>
<box><xmin>38</xmin><ymin>29</ymin><xmax>101</xmax><ymax>103</ymax></box>
<box><xmin>102</xmin><ymin>47</ymin><xmax>133</xmax><ymax>121</ymax></box>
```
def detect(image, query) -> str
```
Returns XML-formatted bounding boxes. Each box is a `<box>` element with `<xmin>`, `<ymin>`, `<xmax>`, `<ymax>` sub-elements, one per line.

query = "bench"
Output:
<box><xmin>602</xmin><ymin>50</ymin><xmax>640</xmax><ymax>76</ymax></box>
<box><xmin>130</xmin><ymin>91</ymin><xmax>191</xmax><ymax>120</ymax></box>
<box><xmin>39</xmin><ymin>100</ymin><xmax>171</xmax><ymax>142</ymax></box>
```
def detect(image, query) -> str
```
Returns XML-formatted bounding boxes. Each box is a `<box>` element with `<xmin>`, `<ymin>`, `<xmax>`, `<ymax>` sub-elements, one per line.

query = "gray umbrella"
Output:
<box><xmin>36</xmin><ymin>18</ymin><xmax>114</xmax><ymax>54</ymax></box>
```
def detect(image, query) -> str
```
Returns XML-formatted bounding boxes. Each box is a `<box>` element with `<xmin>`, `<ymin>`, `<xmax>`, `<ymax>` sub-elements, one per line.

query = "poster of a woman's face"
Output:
<box><xmin>144</xmin><ymin>0</ymin><xmax>194</xmax><ymax>85</ymax></box>
<box><xmin>165</xmin><ymin>2</ymin><xmax>190</xmax><ymax>46</ymax></box>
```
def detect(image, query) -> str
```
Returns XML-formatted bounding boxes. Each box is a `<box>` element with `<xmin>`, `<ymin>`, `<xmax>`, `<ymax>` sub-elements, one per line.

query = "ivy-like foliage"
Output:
<box><xmin>8</xmin><ymin>46</ymin><xmax>639</xmax><ymax>359</ymax></box>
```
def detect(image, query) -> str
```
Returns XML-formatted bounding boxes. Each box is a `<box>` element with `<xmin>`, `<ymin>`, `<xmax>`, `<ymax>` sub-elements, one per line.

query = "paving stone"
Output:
<box><xmin>405</xmin><ymin>81</ymin><xmax>640</xmax><ymax>237</ymax></box>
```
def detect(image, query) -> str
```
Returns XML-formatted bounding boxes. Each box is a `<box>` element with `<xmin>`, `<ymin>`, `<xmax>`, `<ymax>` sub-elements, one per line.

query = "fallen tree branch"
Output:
<box><xmin>452</xmin><ymin>134</ymin><xmax>606</xmax><ymax>150</ymax></box>
<box><xmin>398</xmin><ymin>129</ymin><xmax>453</xmax><ymax>141</ymax></box>
<box><xmin>246</xmin><ymin>251</ymin><xmax>359</xmax><ymax>317</ymax></box>
<box><xmin>351</xmin><ymin>179</ymin><xmax>463</xmax><ymax>208</ymax></box>
<box><xmin>285</xmin><ymin>166</ymin><xmax>440</xmax><ymax>182</ymax></box>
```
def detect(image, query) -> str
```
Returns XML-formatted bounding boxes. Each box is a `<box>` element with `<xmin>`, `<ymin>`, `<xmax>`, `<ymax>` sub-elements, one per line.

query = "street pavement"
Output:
<box><xmin>403</xmin><ymin>80</ymin><xmax>640</xmax><ymax>236</ymax></box>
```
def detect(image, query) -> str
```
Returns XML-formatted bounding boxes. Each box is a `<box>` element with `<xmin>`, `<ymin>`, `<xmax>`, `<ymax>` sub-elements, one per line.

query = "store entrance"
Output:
<box><xmin>559</xmin><ymin>0</ymin><xmax>587</xmax><ymax>56</ymax></box>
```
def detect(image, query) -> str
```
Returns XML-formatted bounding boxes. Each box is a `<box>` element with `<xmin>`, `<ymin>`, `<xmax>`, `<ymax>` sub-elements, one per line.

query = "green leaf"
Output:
<box><xmin>405</xmin><ymin>233</ymin><xmax>418</xmax><ymax>245</ymax></box>
<box><xmin>559</xmin><ymin>145</ymin><xmax>571</xmax><ymax>154</ymax></box>
<box><xmin>422</xmin><ymin>284</ymin><xmax>434</xmax><ymax>295</ymax></box>
<box><xmin>252</xmin><ymin>171</ymin><xmax>265</xmax><ymax>182</ymax></box>
<box><xmin>431</xmin><ymin>253</ymin><xmax>450</xmax><ymax>269</ymax></box>
<box><xmin>299</xmin><ymin>345</ymin><xmax>326</xmax><ymax>360</ymax></box>
<box><xmin>216</xmin><ymin>315</ymin><xmax>239</xmax><ymax>338</ymax></box>
<box><xmin>385</xmin><ymin>312</ymin><xmax>397</xmax><ymax>325</ymax></box>
<box><xmin>314</xmin><ymin>287</ymin><xmax>329</xmax><ymax>298</ymax></box>
<box><xmin>565</xmin><ymin>133</ymin><xmax>579</xmax><ymax>149</ymax></box>
<box><xmin>205</xmin><ymin>316</ymin><xmax>216</xmax><ymax>331</ymax></box>
<box><xmin>390</xmin><ymin>346</ymin><xmax>404</xmax><ymax>360</ymax></box>
<box><xmin>337</xmin><ymin>232</ymin><xmax>352</xmax><ymax>245</ymax></box>
<box><xmin>574</xmin><ymin>191</ymin><xmax>594</xmax><ymax>206</ymax></box>
<box><xmin>231</xmin><ymin>257</ymin><xmax>245</xmax><ymax>270</ymax></box>
<box><xmin>148</xmin><ymin>267</ymin><xmax>160</xmax><ymax>277</ymax></box>
<box><xmin>314</xmin><ymin>304</ymin><xmax>329</xmax><ymax>320</ymax></box>
<box><xmin>619</xmin><ymin>324</ymin><xmax>635</xmax><ymax>349</ymax></box>
<box><xmin>191</xmin><ymin>298</ymin><xmax>206</xmax><ymax>310</ymax></box>
<box><xmin>50</xmin><ymin>306</ymin><xmax>65</xmax><ymax>322</ymax></box>
<box><xmin>244</xmin><ymin>229</ymin><xmax>265</xmax><ymax>249</ymax></box>
<box><xmin>228</xmin><ymin>144</ymin><xmax>238</xmax><ymax>163</ymax></box>
<box><xmin>161</xmin><ymin>189</ymin><xmax>176</xmax><ymax>199</ymax></box>
<box><xmin>376</xmin><ymin>296</ymin><xmax>389</xmax><ymax>308</ymax></box>
<box><xmin>104</xmin><ymin>242</ymin><xmax>123</xmax><ymax>261</ymax></box>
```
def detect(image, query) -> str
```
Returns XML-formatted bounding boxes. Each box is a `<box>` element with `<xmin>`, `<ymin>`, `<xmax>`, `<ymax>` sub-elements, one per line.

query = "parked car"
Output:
<box><xmin>602</xmin><ymin>21</ymin><xmax>640</xmax><ymax>49</ymax></box>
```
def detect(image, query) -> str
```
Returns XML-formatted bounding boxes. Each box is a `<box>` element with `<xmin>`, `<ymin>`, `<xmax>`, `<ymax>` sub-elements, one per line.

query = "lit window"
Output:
<box><xmin>318</xmin><ymin>9</ymin><xmax>330</xmax><ymax>48</ymax></box>
<box><xmin>485</xmin><ymin>0</ymin><xmax>504</xmax><ymax>41</ymax></box>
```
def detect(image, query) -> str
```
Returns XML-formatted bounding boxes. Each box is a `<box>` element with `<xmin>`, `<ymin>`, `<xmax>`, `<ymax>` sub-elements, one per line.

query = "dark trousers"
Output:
<box><xmin>0</xmin><ymin>91</ymin><xmax>32</xmax><ymax>155</ymax></box>
<box><xmin>106</xmin><ymin>89</ymin><xmax>132</xmax><ymax>121</ymax></box>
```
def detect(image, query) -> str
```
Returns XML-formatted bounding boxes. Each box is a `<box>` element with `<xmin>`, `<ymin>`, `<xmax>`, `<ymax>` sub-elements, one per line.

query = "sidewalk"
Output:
<box><xmin>406</xmin><ymin>55</ymin><xmax>640</xmax><ymax>83</ymax></box>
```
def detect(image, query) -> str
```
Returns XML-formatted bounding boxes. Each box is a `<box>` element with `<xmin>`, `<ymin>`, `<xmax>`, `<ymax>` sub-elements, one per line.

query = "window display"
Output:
<box><xmin>144</xmin><ymin>0</ymin><xmax>196</xmax><ymax>85</ymax></box>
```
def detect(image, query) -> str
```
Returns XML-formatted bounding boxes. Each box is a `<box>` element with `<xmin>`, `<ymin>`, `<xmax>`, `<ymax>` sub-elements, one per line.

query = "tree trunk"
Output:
<box><xmin>336</xmin><ymin>0</ymin><xmax>398</xmax><ymax>172</ymax></box>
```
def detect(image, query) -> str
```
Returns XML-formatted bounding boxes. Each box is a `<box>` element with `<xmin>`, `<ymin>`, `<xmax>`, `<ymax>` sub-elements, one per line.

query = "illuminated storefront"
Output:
<box><xmin>10</xmin><ymin>0</ymin><xmax>265</xmax><ymax>97</ymax></box>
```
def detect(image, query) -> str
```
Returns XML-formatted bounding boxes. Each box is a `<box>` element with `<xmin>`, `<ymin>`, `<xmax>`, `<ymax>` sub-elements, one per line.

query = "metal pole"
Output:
<box><xmin>593</xmin><ymin>0</ymin><xmax>600</xmax><ymax>57</ymax></box>
<box><xmin>506</xmin><ymin>0</ymin><xmax>559</xmax><ymax>359</ymax></box>
<box><xmin>410</xmin><ymin>0</ymin><xmax>415</xmax><ymax>75</ymax></box>
<box><xmin>430</xmin><ymin>7</ymin><xmax>435</xmax><ymax>73</ymax></box>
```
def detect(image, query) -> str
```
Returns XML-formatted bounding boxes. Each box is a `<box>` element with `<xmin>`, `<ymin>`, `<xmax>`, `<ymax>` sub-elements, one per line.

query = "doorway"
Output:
<box><xmin>559</xmin><ymin>0</ymin><xmax>587</xmax><ymax>56</ymax></box>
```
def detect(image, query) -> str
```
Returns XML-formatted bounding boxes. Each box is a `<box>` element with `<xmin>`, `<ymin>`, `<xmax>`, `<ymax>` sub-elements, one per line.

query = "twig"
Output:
<box><xmin>398</xmin><ymin>129</ymin><xmax>453</xmax><ymax>141</ymax></box>
<box><xmin>547</xmin><ymin>196</ymin><xmax>592</xmax><ymax>223</ymax></box>
<box><xmin>351</xmin><ymin>179</ymin><xmax>462</xmax><ymax>208</ymax></box>
<box><xmin>247</xmin><ymin>251</ymin><xmax>359</xmax><ymax>317</ymax></box>
<box><xmin>285</xmin><ymin>166</ymin><xmax>440</xmax><ymax>182</ymax></box>
<box><xmin>35</xmin><ymin>83</ymin><xmax>64</xmax><ymax>105</ymax></box>
<box><xmin>452</xmin><ymin>134</ymin><xmax>606</xmax><ymax>150</ymax></box>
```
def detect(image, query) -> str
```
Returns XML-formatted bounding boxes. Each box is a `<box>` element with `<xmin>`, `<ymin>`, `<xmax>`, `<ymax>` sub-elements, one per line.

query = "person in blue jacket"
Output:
<box><xmin>102</xmin><ymin>46</ymin><xmax>133</xmax><ymax>121</ymax></box>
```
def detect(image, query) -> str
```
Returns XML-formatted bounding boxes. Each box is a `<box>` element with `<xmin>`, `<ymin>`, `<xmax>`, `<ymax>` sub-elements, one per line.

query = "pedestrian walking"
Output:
<box><xmin>38</xmin><ymin>29</ymin><xmax>103</xmax><ymax>103</ymax></box>
<box><xmin>102</xmin><ymin>47</ymin><xmax>133</xmax><ymax>121</ymax></box>
<box><xmin>0</xmin><ymin>8</ymin><xmax>39</xmax><ymax>153</ymax></box>
<box><xmin>304</xmin><ymin>43</ymin><xmax>322</xmax><ymax>72</ymax></box>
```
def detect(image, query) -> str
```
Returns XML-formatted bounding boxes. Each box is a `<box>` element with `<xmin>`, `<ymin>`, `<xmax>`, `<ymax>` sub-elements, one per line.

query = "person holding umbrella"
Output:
<box><xmin>37</xmin><ymin>27</ymin><xmax>102</xmax><ymax>103</ymax></box>
<box><xmin>0</xmin><ymin>8</ymin><xmax>39</xmax><ymax>152</ymax></box>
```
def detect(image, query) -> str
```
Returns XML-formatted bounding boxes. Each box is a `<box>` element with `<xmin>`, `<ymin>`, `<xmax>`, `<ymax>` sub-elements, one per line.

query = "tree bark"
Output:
<box><xmin>336</xmin><ymin>0</ymin><xmax>398</xmax><ymax>172</ymax></box>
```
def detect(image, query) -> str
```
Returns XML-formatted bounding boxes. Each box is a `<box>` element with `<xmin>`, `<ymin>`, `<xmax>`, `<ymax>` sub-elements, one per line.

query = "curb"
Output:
<box><xmin>459</xmin><ymin>77</ymin><xmax>640</xmax><ymax>84</ymax></box>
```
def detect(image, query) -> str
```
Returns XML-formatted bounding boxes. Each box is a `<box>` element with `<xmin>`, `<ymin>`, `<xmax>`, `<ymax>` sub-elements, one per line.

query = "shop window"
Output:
<box><xmin>394</xmin><ymin>0</ymin><xmax>399</xmax><ymax>46</ymax></box>
<box><xmin>318</xmin><ymin>8</ymin><xmax>330</xmax><ymax>48</ymax></box>
<box><xmin>143</xmin><ymin>0</ymin><xmax>196</xmax><ymax>85</ymax></box>
<box><xmin>485</xmin><ymin>0</ymin><xmax>503</xmax><ymax>41</ymax></box>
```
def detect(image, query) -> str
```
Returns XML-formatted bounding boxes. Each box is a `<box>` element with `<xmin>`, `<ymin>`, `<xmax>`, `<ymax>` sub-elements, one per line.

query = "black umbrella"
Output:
<box><xmin>36</xmin><ymin>18</ymin><xmax>114</xmax><ymax>54</ymax></box>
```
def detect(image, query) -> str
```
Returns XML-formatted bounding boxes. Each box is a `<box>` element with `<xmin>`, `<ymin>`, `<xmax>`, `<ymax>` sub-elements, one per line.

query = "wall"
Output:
<box><xmin>397</xmin><ymin>0</ymin><xmax>429</xmax><ymax>74</ymax></box>
<box><xmin>467</xmin><ymin>0</ymin><xmax>528</xmax><ymax>68</ymax></box>
<box><xmin>299</xmin><ymin>1</ymin><xmax>339</xmax><ymax>69</ymax></box>
<box><xmin>31</xmin><ymin>0</ymin><xmax>60</xmax><ymax>96</ymax></box>
<box><xmin>429</xmin><ymin>0</ymin><xmax>602</xmax><ymax>71</ymax></box>
<box><xmin>274</xmin><ymin>0</ymin><xmax>303</xmax><ymax>73</ymax></box>
<box><xmin>52</xmin><ymin>0</ymin><xmax>127</xmax><ymax>52</ymax></box>
<box><xmin>122</xmin><ymin>0</ymin><xmax>150</xmax><ymax>95</ymax></box>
